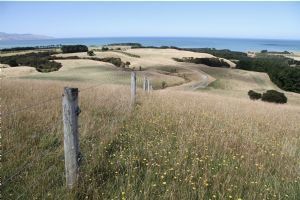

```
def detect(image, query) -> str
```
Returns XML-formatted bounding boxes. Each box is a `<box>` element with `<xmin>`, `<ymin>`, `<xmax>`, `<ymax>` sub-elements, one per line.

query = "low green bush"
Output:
<box><xmin>8</xmin><ymin>59</ymin><xmax>18</xmax><ymax>67</ymax></box>
<box><xmin>87</xmin><ymin>50</ymin><xmax>95</xmax><ymax>56</ymax></box>
<box><xmin>162</xmin><ymin>81</ymin><xmax>167</xmax><ymax>89</ymax></box>
<box><xmin>248</xmin><ymin>90</ymin><xmax>262</xmax><ymax>100</ymax></box>
<box><xmin>261</xmin><ymin>90</ymin><xmax>287</xmax><ymax>104</ymax></box>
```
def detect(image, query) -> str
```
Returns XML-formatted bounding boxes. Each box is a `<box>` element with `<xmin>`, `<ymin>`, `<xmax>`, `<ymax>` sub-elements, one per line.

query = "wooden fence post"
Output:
<box><xmin>147</xmin><ymin>79</ymin><xmax>151</xmax><ymax>92</ymax></box>
<box><xmin>143</xmin><ymin>76</ymin><xmax>147</xmax><ymax>91</ymax></box>
<box><xmin>131</xmin><ymin>72</ymin><xmax>136</xmax><ymax>106</ymax></box>
<box><xmin>62</xmin><ymin>87</ymin><xmax>80</xmax><ymax>189</ymax></box>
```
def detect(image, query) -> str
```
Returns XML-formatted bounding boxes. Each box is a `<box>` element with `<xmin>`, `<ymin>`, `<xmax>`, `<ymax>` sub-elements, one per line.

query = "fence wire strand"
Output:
<box><xmin>2</xmin><ymin>118</ymin><xmax>62</xmax><ymax>187</ymax></box>
<box><xmin>2</xmin><ymin>144</ymin><xmax>59</xmax><ymax>187</ymax></box>
<box><xmin>1</xmin><ymin>95</ymin><xmax>62</xmax><ymax>118</ymax></box>
<box><xmin>15</xmin><ymin>165</ymin><xmax>58</xmax><ymax>200</ymax></box>
<box><xmin>2</xmin><ymin>117</ymin><xmax>62</xmax><ymax>156</ymax></box>
<box><xmin>1</xmin><ymin>71</ymin><xmax>134</xmax><ymax>118</ymax></box>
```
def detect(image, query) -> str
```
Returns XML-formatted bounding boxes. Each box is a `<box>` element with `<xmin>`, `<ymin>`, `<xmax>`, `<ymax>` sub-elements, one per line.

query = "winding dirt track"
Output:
<box><xmin>121</xmin><ymin>48</ymin><xmax>222</xmax><ymax>91</ymax></box>
<box><xmin>165</xmin><ymin>63</ymin><xmax>214</xmax><ymax>91</ymax></box>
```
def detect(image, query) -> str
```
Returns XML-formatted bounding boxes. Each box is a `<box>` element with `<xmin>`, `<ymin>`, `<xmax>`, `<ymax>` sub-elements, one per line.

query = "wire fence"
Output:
<box><xmin>1</xmin><ymin>74</ymin><xmax>152</xmax><ymax>199</ymax></box>
<box><xmin>1</xmin><ymin>71</ymin><xmax>148</xmax><ymax>117</ymax></box>
<box><xmin>2</xmin><ymin>80</ymin><xmax>107</xmax><ymax>198</ymax></box>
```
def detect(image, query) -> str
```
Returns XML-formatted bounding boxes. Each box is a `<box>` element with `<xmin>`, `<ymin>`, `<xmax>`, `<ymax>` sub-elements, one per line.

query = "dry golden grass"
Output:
<box><xmin>54</xmin><ymin>48</ymin><xmax>235</xmax><ymax>69</ymax></box>
<box><xmin>0</xmin><ymin>48</ymin><xmax>240</xmax><ymax>91</ymax></box>
<box><xmin>2</xmin><ymin>78</ymin><xmax>300</xmax><ymax>199</ymax></box>
<box><xmin>1</xmin><ymin>66</ymin><xmax>39</xmax><ymax>77</ymax></box>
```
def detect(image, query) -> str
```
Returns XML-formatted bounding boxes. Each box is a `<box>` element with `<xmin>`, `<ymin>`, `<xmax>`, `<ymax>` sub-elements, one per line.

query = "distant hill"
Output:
<box><xmin>0</xmin><ymin>32</ymin><xmax>53</xmax><ymax>41</ymax></box>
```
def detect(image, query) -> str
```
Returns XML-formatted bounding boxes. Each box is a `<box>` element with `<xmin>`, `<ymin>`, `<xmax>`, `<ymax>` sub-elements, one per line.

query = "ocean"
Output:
<box><xmin>1</xmin><ymin>37</ymin><xmax>300</xmax><ymax>52</ymax></box>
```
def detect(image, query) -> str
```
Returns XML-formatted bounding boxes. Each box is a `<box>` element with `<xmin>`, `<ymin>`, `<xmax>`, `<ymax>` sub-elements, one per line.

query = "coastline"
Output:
<box><xmin>1</xmin><ymin>37</ymin><xmax>300</xmax><ymax>52</ymax></box>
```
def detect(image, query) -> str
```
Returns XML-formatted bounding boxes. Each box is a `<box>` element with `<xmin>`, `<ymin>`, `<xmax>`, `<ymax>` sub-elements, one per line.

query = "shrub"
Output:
<box><xmin>102</xmin><ymin>47</ymin><xmax>109</xmax><ymax>51</ymax></box>
<box><xmin>8</xmin><ymin>59</ymin><xmax>18</xmax><ymax>67</ymax></box>
<box><xmin>87</xmin><ymin>50</ymin><xmax>95</xmax><ymax>56</ymax></box>
<box><xmin>162</xmin><ymin>81</ymin><xmax>167</xmax><ymax>89</ymax></box>
<box><xmin>61</xmin><ymin>45</ymin><xmax>88</xmax><ymax>53</ymax></box>
<box><xmin>100</xmin><ymin>57</ymin><xmax>122</xmax><ymax>67</ymax></box>
<box><xmin>261</xmin><ymin>90</ymin><xmax>287</xmax><ymax>104</ymax></box>
<box><xmin>248</xmin><ymin>90</ymin><xmax>262</xmax><ymax>100</ymax></box>
<box><xmin>120</xmin><ymin>63</ymin><xmax>125</xmax><ymax>68</ymax></box>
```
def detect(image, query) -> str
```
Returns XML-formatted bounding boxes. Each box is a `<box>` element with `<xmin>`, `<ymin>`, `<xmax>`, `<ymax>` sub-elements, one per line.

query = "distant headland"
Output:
<box><xmin>0</xmin><ymin>32</ymin><xmax>53</xmax><ymax>41</ymax></box>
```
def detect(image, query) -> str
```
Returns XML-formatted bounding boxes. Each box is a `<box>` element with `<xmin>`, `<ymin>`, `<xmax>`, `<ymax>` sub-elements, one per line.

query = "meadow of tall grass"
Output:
<box><xmin>2</xmin><ymin>79</ymin><xmax>300</xmax><ymax>199</ymax></box>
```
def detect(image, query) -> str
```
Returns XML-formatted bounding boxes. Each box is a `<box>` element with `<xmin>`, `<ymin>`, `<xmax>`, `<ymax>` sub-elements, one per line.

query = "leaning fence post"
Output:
<box><xmin>62</xmin><ymin>87</ymin><xmax>80</xmax><ymax>189</ymax></box>
<box><xmin>131</xmin><ymin>72</ymin><xmax>136</xmax><ymax>106</ymax></box>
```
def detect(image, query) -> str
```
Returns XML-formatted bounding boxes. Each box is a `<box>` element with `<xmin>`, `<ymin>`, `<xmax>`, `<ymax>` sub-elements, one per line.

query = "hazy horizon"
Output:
<box><xmin>1</xmin><ymin>2</ymin><xmax>300</xmax><ymax>40</ymax></box>
<box><xmin>5</xmin><ymin>34</ymin><xmax>300</xmax><ymax>41</ymax></box>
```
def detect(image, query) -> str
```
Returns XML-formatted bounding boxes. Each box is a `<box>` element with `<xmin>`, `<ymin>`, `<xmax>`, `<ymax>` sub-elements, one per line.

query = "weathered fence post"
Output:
<box><xmin>131</xmin><ymin>72</ymin><xmax>136</xmax><ymax>106</ymax></box>
<box><xmin>147</xmin><ymin>79</ymin><xmax>151</xmax><ymax>92</ymax></box>
<box><xmin>62</xmin><ymin>87</ymin><xmax>80</xmax><ymax>189</ymax></box>
<box><xmin>143</xmin><ymin>76</ymin><xmax>147</xmax><ymax>91</ymax></box>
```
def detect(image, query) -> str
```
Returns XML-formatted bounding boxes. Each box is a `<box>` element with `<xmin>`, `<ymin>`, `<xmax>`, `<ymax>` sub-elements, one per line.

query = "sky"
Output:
<box><xmin>1</xmin><ymin>2</ymin><xmax>300</xmax><ymax>40</ymax></box>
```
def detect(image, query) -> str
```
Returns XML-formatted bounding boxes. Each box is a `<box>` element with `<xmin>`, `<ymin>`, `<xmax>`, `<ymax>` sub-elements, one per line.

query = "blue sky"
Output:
<box><xmin>1</xmin><ymin>2</ymin><xmax>300</xmax><ymax>39</ymax></box>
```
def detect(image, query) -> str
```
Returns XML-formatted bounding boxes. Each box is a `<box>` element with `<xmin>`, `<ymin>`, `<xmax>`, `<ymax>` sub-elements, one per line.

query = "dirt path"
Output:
<box><xmin>165</xmin><ymin>63</ymin><xmax>215</xmax><ymax>91</ymax></box>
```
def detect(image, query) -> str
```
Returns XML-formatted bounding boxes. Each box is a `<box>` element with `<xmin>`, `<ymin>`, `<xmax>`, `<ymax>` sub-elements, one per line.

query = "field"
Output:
<box><xmin>1</xmin><ymin>48</ymin><xmax>300</xmax><ymax>199</ymax></box>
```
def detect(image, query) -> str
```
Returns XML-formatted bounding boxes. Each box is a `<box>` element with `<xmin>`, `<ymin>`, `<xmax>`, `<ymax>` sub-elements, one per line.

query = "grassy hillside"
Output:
<box><xmin>21</xmin><ymin>59</ymin><xmax>185</xmax><ymax>89</ymax></box>
<box><xmin>2</xmin><ymin>48</ymin><xmax>300</xmax><ymax>199</ymax></box>
<box><xmin>2</xmin><ymin>79</ymin><xmax>300</xmax><ymax>199</ymax></box>
<box><xmin>198</xmin><ymin>66</ymin><xmax>300</xmax><ymax>105</ymax></box>
<box><xmin>2</xmin><ymin>48</ymin><xmax>299</xmax><ymax>101</ymax></box>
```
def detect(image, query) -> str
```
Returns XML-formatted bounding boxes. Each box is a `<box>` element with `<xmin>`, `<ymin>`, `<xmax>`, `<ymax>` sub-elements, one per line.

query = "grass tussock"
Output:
<box><xmin>2</xmin><ymin>79</ymin><xmax>300</xmax><ymax>199</ymax></box>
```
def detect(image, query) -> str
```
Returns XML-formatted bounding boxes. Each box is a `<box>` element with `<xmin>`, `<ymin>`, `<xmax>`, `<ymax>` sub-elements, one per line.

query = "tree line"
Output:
<box><xmin>0</xmin><ymin>52</ymin><xmax>62</xmax><ymax>72</ymax></box>
<box><xmin>173</xmin><ymin>57</ymin><xmax>230</xmax><ymax>68</ymax></box>
<box><xmin>236</xmin><ymin>56</ymin><xmax>300</xmax><ymax>93</ymax></box>
<box><xmin>61</xmin><ymin>45</ymin><xmax>88</xmax><ymax>53</ymax></box>
<box><xmin>0</xmin><ymin>45</ymin><xmax>62</xmax><ymax>52</ymax></box>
